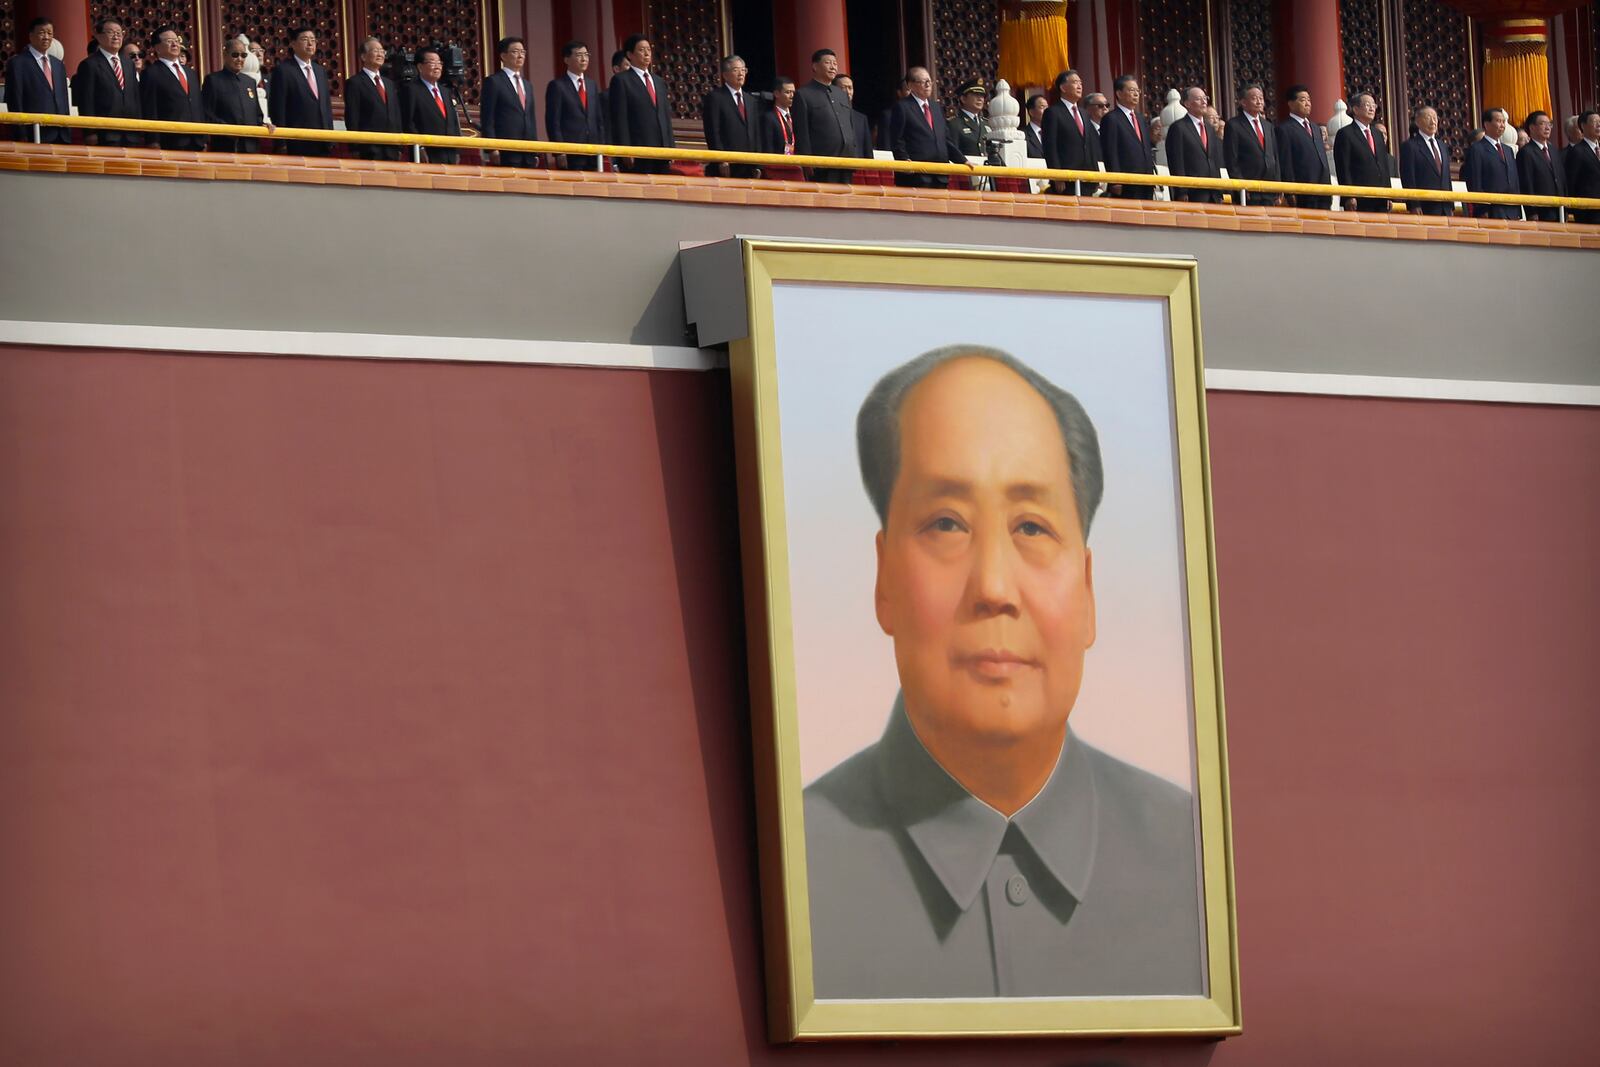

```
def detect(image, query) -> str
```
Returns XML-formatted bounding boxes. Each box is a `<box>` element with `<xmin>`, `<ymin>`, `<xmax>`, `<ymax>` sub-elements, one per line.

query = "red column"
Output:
<box><xmin>17</xmin><ymin>0</ymin><xmax>90</xmax><ymax>75</ymax></box>
<box><xmin>1283</xmin><ymin>0</ymin><xmax>1344</xmax><ymax>126</ymax></box>
<box><xmin>775</xmin><ymin>0</ymin><xmax>850</xmax><ymax>83</ymax></box>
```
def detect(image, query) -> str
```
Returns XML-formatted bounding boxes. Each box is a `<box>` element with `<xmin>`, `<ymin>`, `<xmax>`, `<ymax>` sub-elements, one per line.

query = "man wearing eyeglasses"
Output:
<box><xmin>4</xmin><ymin>18</ymin><xmax>70</xmax><ymax>143</ymax></box>
<box><xmin>343</xmin><ymin>36</ymin><xmax>403</xmax><ymax>160</ymax></box>
<box><xmin>140</xmin><ymin>25</ymin><xmax>206</xmax><ymax>150</ymax></box>
<box><xmin>267</xmin><ymin>26</ymin><xmax>334</xmax><ymax>156</ymax></box>
<box><xmin>480</xmin><ymin>36</ymin><xmax>540</xmax><ymax>168</ymax></box>
<box><xmin>545</xmin><ymin>40</ymin><xmax>603</xmax><ymax>170</ymax></box>
<box><xmin>74</xmin><ymin>19</ymin><xmax>142</xmax><ymax>146</ymax></box>
<box><xmin>202</xmin><ymin>39</ymin><xmax>273</xmax><ymax>152</ymax></box>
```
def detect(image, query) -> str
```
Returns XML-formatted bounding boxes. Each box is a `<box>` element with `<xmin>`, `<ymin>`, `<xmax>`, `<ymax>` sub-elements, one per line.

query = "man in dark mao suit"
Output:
<box><xmin>1516</xmin><ymin>111</ymin><xmax>1565</xmax><ymax>222</ymax></box>
<box><xmin>607</xmin><ymin>34</ymin><xmax>674</xmax><ymax>174</ymax></box>
<box><xmin>834</xmin><ymin>74</ymin><xmax>873</xmax><ymax>160</ymax></box>
<box><xmin>5</xmin><ymin>18</ymin><xmax>71</xmax><ymax>143</ymax></box>
<box><xmin>403</xmin><ymin>46</ymin><xmax>461</xmax><ymax>164</ymax></box>
<box><xmin>1100</xmin><ymin>74</ymin><xmax>1155</xmax><ymax>199</ymax></box>
<box><xmin>268</xmin><ymin>26</ymin><xmax>334</xmax><ymax>155</ymax></box>
<box><xmin>202</xmin><ymin>38</ymin><xmax>271</xmax><ymax>152</ymax></box>
<box><xmin>1398</xmin><ymin>105</ymin><xmax>1452</xmax><ymax>215</ymax></box>
<box><xmin>702</xmin><ymin>54</ymin><xmax>761</xmax><ymax>178</ymax></box>
<box><xmin>480</xmin><ymin>36</ymin><xmax>540</xmax><ymax>168</ymax></box>
<box><xmin>1224</xmin><ymin>84</ymin><xmax>1280</xmax><ymax>205</ymax></box>
<box><xmin>141</xmin><ymin>25</ymin><xmax>206</xmax><ymax>150</ymax></box>
<box><xmin>793</xmin><ymin>48</ymin><xmax>856</xmax><ymax>183</ymax></box>
<box><xmin>1276</xmin><ymin>84</ymin><xmax>1330</xmax><ymax>208</ymax></box>
<box><xmin>1333</xmin><ymin>92</ymin><xmax>1392</xmax><ymax>212</ymax></box>
<box><xmin>1042</xmin><ymin>69</ymin><xmax>1101</xmax><ymax>195</ymax></box>
<box><xmin>1462</xmin><ymin>108</ymin><xmax>1520</xmax><ymax>219</ymax></box>
<box><xmin>545</xmin><ymin>40</ymin><xmax>603</xmax><ymax>171</ymax></box>
<box><xmin>1564</xmin><ymin>110</ymin><xmax>1600</xmax><ymax>223</ymax></box>
<box><xmin>74</xmin><ymin>18</ymin><xmax>142</xmax><ymax>146</ymax></box>
<box><xmin>1164</xmin><ymin>87</ymin><xmax>1222</xmax><ymax>203</ymax></box>
<box><xmin>344</xmin><ymin>37</ymin><xmax>403</xmax><ymax>161</ymax></box>
<box><xmin>888</xmin><ymin>66</ymin><xmax>967</xmax><ymax>188</ymax></box>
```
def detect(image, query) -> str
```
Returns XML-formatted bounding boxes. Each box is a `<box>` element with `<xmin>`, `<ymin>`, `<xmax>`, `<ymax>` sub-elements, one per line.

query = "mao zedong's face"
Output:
<box><xmin>875</xmin><ymin>358</ymin><xmax>1096</xmax><ymax>761</ymax></box>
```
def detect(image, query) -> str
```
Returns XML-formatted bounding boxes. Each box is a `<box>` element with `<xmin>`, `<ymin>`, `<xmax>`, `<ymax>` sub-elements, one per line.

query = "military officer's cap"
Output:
<box><xmin>959</xmin><ymin>80</ymin><xmax>987</xmax><ymax>98</ymax></box>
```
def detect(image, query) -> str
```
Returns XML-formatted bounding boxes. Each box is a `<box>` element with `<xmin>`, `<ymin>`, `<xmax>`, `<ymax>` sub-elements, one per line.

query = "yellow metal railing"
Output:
<box><xmin>5</xmin><ymin>111</ymin><xmax>1599</xmax><ymax>217</ymax></box>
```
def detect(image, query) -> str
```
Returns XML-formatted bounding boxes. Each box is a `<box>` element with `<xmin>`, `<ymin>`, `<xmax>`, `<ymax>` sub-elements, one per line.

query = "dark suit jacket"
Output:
<box><xmin>480</xmin><ymin>69</ymin><xmax>538</xmax><ymax>142</ymax></box>
<box><xmin>1564</xmin><ymin>140</ymin><xmax>1600</xmax><ymax>223</ymax></box>
<box><xmin>1333</xmin><ymin>121</ymin><xmax>1392</xmax><ymax>209</ymax></box>
<box><xmin>702</xmin><ymin>83</ymin><xmax>760</xmax><ymax>169</ymax></box>
<box><xmin>545</xmin><ymin>74</ymin><xmax>602</xmax><ymax>146</ymax></box>
<box><xmin>5</xmin><ymin>50</ymin><xmax>71</xmax><ymax>142</ymax></box>
<box><xmin>607</xmin><ymin>68</ymin><xmax>674</xmax><ymax>148</ymax></box>
<box><xmin>888</xmin><ymin>96</ymin><xmax>965</xmax><ymax>164</ymax></box>
<box><xmin>1276</xmin><ymin>116</ymin><xmax>1328</xmax><ymax>186</ymax></box>
<box><xmin>1041</xmin><ymin>99</ymin><xmax>1101</xmax><ymax>175</ymax></box>
<box><xmin>73</xmin><ymin>50</ymin><xmax>141</xmax><ymax>144</ymax></box>
<box><xmin>403</xmin><ymin>79</ymin><xmax>462</xmax><ymax>162</ymax></box>
<box><xmin>201</xmin><ymin>69</ymin><xmax>265</xmax><ymax>152</ymax></box>
<box><xmin>793</xmin><ymin>79</ymin><xmax>854</xmax><ymax>159</ymax></box>
<box><xmin>1224</xmin><ymin>111</ymin><xmax>1280</xmax><ymax>182</ymax></box>
<box><xmin>267</xmin><ymin>59</ymin><xmax>334</xmax><ymax>131</ymax></box>
<box><xmin>1024</xmin><ymin>124</ymin><xmax>1043</xmax><ymax>158</ymax></box>
<box><xmin>343</xmin><ymin>69</ymin><xmax>403</xmax><ymax>159</ymax></box>
<box><xmin>850</xmin><ymin>109</ymin><xmax>872</xmax><ymax>159</ymax></box>
<box><xmin>1398</xmin><ymin>134</ymin><xmax>1452</xmax><ymax>215</ymax></box>
<box><xmin>1164</xmin><ymin>114</ymin><xmax>1222</xmax><ymax>202</ymax></box>
<box><xmin>1461</xmin><ymin>135</ymin><xmax>1520</xmax><ymax>219</ymax></box>
<box><xmin>759</xmin><ymin>106</ymin><xmax>800</xmax><ymax>157</ymax></box>
<box><xmin>1516</xmin><ymin>140</ymin><xmax>1566</xmax><ymax>221</ymax></box>
<box><xmin>140</xmin><ymin>59</ymin><xmax>206</xmax><ymax>149</ymax></box>
<box><xmin>1100</xmin><ymin>106</ymin><xmax>1153</xmax><ymax>176</ymax></box>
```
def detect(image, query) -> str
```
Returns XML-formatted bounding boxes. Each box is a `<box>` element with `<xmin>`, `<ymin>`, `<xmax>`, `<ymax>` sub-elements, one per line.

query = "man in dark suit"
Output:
<box><xmin>545</xmin><ymin>40</ymin><xmax>603</xmax><ymax>170</ymax></box>
<box><xmin>343</xmin><ymin>36</ymin><xmax>403</xmax><ymax>161</ymax></box>
<box><xmin>1516</xmin><ymin>110</ymin><xmax>1566</xmax><ymax>222</ymax></box>
<box><xmin>607</xmin><ymin>34</ymin><xmax>674</xmax><ymax>174</ymax></box>
<box><xmin>267</xmin><ymin>26</ymin><xmax>334</xmax><ymax>156</ymax></box>
<box><xmin>1276</xmin><ymin>84</ymin><xmax>1329</xmax><ymax>208</ymax></box>
<box><xmin>702</xmin><ymin>54</ymin><xmax>761</xmax><ymax>177</ymax></box>
<box><xmin>480</xmin><ymin>36</ymin><xmax>540</xmax><ymax>168</ymax></box>
<box><xmin>794</xmin><ymin>47</ymin><xmax>856</xmax><ymax>183</ymax></box>
<box><xmin>888</xmin><ymin>66</ymin><xmax>968</xmax><ymax>188</ymax></box>
<box><xmin>1100</xmin><ymin>74</ymin><xmax>1155</xmax><ymax>199</ymax></box>
<box><xmin>202</xmin><ymin>37</ymin><xmax>271</xmax><ymax>152</ymax></box>
<box><xmin>1224</xmin><ymin>83</ymin><xmax>1280</xmax><ymax>205</ymax></box>
<box><xmin>1564</xmin><ymin>109</ymin><xmax>1600</xmax><ymax>224</ymax></box>
<box><xmin>403</xmin><ymin>45</ymin><xmax>461</xmax><ymax>164</ymax></box>
<box><xmin>1398</xmin><ymin>104</ymin><xmax>1452</xmax><ymax>215</ymax></box>
<box><xmin>1333</xmin><ymin>92</ymin><xmax>1393</xmax><ymax>212</ymax></box>
<box><xmin>74</xmin><ymin>18</ymin><xmax>142</xmax><ymax>146</ymax></box>
<box><xmin>1042</xmin><ymin>69</ymin><xmax>1100</xmax><ymax>194</ymax></box>
<box><xmin>5</xmin><ymin>18</ymin><xmax>70</xmax><ymax>143</ymax></box>
<box><xmin>834</xmin><ymin>74</ymin><xmax>873</xmax><ymax>160</ymax></box>
<box><xmin>1023</xmin><ymin>94</ymin><xmax>1046</xmax><ymax>159</ymax></box>
<box><xmin>759</xmin><ymin>76</ymin><xmax>801</xmax><ymax>167</ymax></box>
<box><xmin>140</xmin><ymin>25</ymin><xmax>206</xmax><ymax>150</ymax></box>
<box><xmin>1164</xmin><ymin>87</ymin><xmax>1223</xmax><ymax>203</ymax></box>
<box><xmin>1462</xmin><ymin>107</ymin><xmax>1521</xmax><ymax>219</ymax></box>
<box><xmin>877</xmin><ymin>76</ymin><xmax>911</xmax><ymax>151</ymax></box>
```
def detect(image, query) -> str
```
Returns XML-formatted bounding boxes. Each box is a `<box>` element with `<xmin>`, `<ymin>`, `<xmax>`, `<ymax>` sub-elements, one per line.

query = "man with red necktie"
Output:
<box><xmin>343</xmin><ymin>37</ymin><xmax>403</xmax><ymax>161</ymax></box>
<box><xmin>1563</xmin><ymin>110</ymin><xmax>1600</xmax><ymax>223</ymax></box>
<box><xmin>702</xmin><ymin>54</ymin><xmax>762</xmax><ymax>178</ymax></box>
<box><xmin>1041</xmin><ymin>69</ymin><xmax>1101</xmax><ymax>195</ymax></box>
<box><xmin>1515</xmin><ymin>110</ymin><xmax>1566</xmax><ymax>222</ymax></box>
<box><xmin>1164</xmin><ymin>86</ymin><xmax>1223</xmax><ymax>203</ymax></box>
<box><xmin>1399</xmin><ymin>104</ymin><xmax>1453</xmax><ymax>216</ymax></box>
<box><xmin>606</xmin><ymin>34</ymin><xmax>675</xmax><ymax>175</ymax></box>
<box><xmin>267</xmin><ymin>26</ymin><xmax>334</xmax><ymax>156</ymax></box>
<box><xmin>1333</xmin><ymin>91</ymin><xmax>1393</xmax><ymax>212</ymax></box>
<box><xmin>480</xmin><ymin>36</ymin><xmax>540</xmax><ymax>169</ymax></box>
<box><xmin>1462</xmin><ymin>106</ymin><xmax>1522</xmax><ymax>220</ymax></box>
<box><xmin>74</xmin><ymin>18</ymin><xmax>143</xmax><ymax>146</ymax></box>
<box><xmin>403</xmin><ymin>46</ymin><xmax>461</xmax><ymax>164</ymax></box>
<box><xmin>140</xmin><ymin>24</ymin><xmax>207</xmax><ymax>150</ymax></box>
<box><xmin>5</xmin><ymin>18</ymin><xmax>71</xmax><ymax>143</ymax></box>
<box><xmin>1276</xmin><ymin>84</ymin><xmax>1330</xmax><ymax>209</ymax></box>
<box><xmin>885</xmin><ymin>67</ymin><xmax>968</xmax><ymax>188</ymax></box>
<box><xmin>1224</xmin><ymin>83</ymin><xmax>1280</xmax><ymax>205</ymax></box>
<box><xmin>545</xmin><ymin>40</ymin><xmax>603</xmax><ymax>171</ymax></box>
<box><xmin>1099</xmin><ymin>74</ymin><xmax>1155</xmax><ymax>199</ymax></box>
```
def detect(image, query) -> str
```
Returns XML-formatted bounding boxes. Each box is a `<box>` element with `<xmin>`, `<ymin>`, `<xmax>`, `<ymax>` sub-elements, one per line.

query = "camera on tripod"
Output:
<box><xmin>380</xmin><ymin>41</ymin><xmax>466</xmax><ymax>88</ymax></box>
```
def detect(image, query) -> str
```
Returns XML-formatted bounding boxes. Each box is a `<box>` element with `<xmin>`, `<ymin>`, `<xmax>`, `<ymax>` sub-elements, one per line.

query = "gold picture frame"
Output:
<box><xmin>726</xmin><ymin>239</ymin><xmax>1239</xmax><ymax>1041</ymax></box>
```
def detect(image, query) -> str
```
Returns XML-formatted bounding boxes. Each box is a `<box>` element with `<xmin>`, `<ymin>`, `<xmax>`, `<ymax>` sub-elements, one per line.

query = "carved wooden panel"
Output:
<box><xmin>1228</xmin><ymin>0</ymin><xmax>1276</xmax><ymax>106</ymax></box>
<box><xmin>219</xmin><ymin>1</ymin><xmax>346</xmax><ymax>95</ymax></box>
<box><xmin>932</xmin><ymin>0</ymin><xmax>999</xmax><ymax>105</ymax></box>
<box><xmin>361</xmin><ymin>0</ymin><xmax>486</xmax><ymax>106</ymax></box>
<box><xmin>647</xmin><ymin>0</ymin><xmax>727</xmax><ymax>121</ymax></box>
<box><xmin>91</xmin><ymin>1</ymin><xmax>201</xmax><ymax>59</ymax></box>
<box><xmin>1138</xmin><ymin>0</ymin><xmax>1210</xmax><ymax>107</ymax></box>
<box><xmin>0</xmin><ymin>0</ymin><xmax>16</xmax><ymax>76</ymax></box>
<box><xmin>1339</xmin><ymin>0</ymin><xmax>1385</xmax><ymax>105</ymax></box>
<box><xmin>1398</xmin><ymin>0</ymin><xmax>1471</xmax><ymax>164</ymax></box>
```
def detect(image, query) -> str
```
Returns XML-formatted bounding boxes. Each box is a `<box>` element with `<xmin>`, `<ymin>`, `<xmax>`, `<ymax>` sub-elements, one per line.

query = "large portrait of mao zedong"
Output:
<box><xmin>725</xmin><ymin>241</ymin><xmax>1238</xmax><ymax>1041</ymax></box>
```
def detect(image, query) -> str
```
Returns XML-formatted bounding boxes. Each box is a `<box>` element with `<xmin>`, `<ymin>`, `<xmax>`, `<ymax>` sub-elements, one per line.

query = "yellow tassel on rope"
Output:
<box><xmin>999</xmin><ymin>1</ymin><xmax>1070</xmax><ymax>91</ymax></box>
<box><xmin>1481</xmin><ymin>17</ymin><xmax>1551</xmax><ymax>127</ymax></box>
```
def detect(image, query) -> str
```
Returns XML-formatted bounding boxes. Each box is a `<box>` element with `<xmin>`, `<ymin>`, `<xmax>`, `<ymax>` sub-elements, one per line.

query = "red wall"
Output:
<box><xmin>0</xmin><ymin>345</ymin><xmax>1596</xmax><ymax>1065</ymax></box>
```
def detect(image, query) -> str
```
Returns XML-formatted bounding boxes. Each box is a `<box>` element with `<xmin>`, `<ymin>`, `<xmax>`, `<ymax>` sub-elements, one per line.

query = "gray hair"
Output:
<box><xmin>856</xmin><ymin>345</ymin><xmax>1104</xmax><ymax>538</ymax></box>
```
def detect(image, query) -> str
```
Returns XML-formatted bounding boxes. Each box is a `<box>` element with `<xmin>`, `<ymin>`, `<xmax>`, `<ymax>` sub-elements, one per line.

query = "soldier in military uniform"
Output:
<box><xmin>952</xmin><ymin>80</ymin><xmax>991</xmax><ymax>159</ymax></box>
